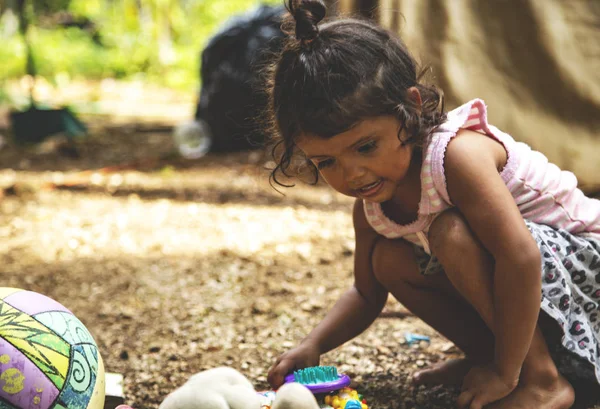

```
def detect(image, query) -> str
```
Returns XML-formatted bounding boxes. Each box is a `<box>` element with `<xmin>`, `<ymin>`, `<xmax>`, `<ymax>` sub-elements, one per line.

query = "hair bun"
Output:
<box><xmin>286</xmin><ymin>0</ymin><xmax>326</xmax><ymax>43</ymax></box>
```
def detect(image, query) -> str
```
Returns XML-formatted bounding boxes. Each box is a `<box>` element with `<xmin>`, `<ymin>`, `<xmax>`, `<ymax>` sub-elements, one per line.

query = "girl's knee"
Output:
<box><xmin>428</xmin><ymin>209</ymin><xmax>473</xmax><ymax>260</ymax></box>
<box><xmin>371</xmin><ymin>238</ymin><xmax>419</xmax><ymax>286</ymax></box>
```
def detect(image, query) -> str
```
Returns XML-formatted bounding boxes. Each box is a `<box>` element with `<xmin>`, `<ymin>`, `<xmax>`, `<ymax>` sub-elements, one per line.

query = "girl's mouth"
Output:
<box><xmin>357</xmin><ymin>179</ymin><xmax>383</xmax><ymax>197</ymax></box>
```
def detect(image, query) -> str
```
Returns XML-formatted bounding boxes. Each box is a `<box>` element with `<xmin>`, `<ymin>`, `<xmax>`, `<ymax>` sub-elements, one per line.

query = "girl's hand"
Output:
<box><xmin>457</xmin><ymin>364</ymin><xmax>519</xmax><ymax>409</ymax></box>
<box><xmin>267</xmin><ymin>341</ymin><xmax>321</xmax><ymax>389</ymax></box>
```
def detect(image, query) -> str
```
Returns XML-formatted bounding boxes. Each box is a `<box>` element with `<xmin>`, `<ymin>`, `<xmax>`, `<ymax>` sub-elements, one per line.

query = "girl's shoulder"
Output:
<box><xmin>444</xmin><ymin>128</ymin><xmax>509</xmax><ymax>179</ymax></box>
<box><xmin>421</xmin><ymin>99</ymin><xmax>520</xmax><ymax>208</ymax></box>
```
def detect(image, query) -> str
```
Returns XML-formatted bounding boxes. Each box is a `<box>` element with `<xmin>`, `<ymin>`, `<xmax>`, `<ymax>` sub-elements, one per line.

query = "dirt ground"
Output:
<box><xmin>1</xmin><ymin>119</ymin><xmax>600</xmax><ymax>409</ymax></box>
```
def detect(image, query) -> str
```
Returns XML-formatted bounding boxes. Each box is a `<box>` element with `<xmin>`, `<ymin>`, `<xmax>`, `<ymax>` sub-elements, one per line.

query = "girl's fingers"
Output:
<box><xmin>457</xmin><ymin>390</ymin><xmax>474</xmax><ymax>409</ymax></box>
<box><xmin>267</xmin><ymin>362</ymin><xmax>284</xmax><ymax>388</ymax></box>
<box><xmin>268</xmin><ymin>358</ymin><xmax>296</xmax><ymax>388</ymax></box>
<box><xmin>266</xmin><ymin>369</ymin><xmax>277</xmax><ymax>388</ymax></box>
<box><xmin>469</xmin><ymin>395</ymin><xmax>485</xmax><ymax>409</ymax></box>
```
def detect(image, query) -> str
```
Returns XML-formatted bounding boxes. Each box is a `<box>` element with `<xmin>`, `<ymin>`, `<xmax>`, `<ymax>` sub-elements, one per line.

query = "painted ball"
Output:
<box><xmin>0</xmin><ymin>287</ymin><xmax>105</xmax><ymax>409</ymax></box>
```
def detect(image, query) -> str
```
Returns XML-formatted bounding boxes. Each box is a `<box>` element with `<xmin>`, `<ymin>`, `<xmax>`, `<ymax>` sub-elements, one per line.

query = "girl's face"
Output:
<box><xmin>297</xmin><ymin>116</ymin><xmax>415</xmax><ymax>203</ymax></box>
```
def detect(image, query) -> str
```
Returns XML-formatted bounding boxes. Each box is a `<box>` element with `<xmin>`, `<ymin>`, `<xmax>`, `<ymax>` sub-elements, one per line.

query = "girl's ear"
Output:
<box><xmin>407</xmin><ymin>86</ymin><xmax>422</xmax><ymax>111</ymax></box>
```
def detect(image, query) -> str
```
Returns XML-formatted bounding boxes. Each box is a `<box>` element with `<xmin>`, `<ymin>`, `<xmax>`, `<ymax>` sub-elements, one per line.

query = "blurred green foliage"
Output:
<box><xmin>0</xmin><ymin>0</ymin><xmax>281</xmax><ymax>91</ymax></box>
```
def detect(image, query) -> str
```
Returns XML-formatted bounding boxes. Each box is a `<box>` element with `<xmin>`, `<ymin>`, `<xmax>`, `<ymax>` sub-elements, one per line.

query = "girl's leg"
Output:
<box><xmin>428</xmin><ymin>210</ymin><xmax>574</xmax><ymax>409</ymax></box>
<box><xmin>371</xmin><ymin>236</ymin><xmax>494</xmax><ymax>385</ymax></box>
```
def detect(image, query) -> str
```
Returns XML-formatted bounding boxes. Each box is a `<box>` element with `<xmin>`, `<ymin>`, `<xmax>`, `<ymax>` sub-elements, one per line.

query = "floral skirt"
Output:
<box><xmin>414</xmin><ymin>220</ymin><xmax>600</xmax><ymax>384</ymax></box>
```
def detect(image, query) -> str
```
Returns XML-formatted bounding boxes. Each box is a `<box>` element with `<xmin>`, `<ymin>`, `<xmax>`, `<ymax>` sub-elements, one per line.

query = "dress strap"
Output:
<box><xmin>415</xmin><ymin>231</ymin><xmax>431</xmax><ymax>254</ymax></box>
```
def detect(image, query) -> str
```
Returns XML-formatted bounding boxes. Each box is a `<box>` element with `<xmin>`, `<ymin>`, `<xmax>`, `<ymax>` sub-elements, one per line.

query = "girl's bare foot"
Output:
<box><xmin>486</xmin><ymin>374</ymin><xmax>575</xmax><ymax>409</ymax></box>
<box><xmin>412</xmin><ymin>358</ymin><xmax>473</xmax><ymax>386</ymax></box>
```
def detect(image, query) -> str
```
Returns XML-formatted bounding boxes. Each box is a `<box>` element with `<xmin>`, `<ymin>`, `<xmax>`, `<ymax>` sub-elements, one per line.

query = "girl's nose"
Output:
<box><xmin>343</xmin><ymin>162</ymin><xmax>367</xmax><ymax>184</ymax></box>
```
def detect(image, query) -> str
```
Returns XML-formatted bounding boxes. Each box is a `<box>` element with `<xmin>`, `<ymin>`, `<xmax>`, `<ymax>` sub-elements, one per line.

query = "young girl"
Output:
<box><xmin>265</xmin><ymin>1</ymin><xmax>600</xmax><ymax>408</ymax></box>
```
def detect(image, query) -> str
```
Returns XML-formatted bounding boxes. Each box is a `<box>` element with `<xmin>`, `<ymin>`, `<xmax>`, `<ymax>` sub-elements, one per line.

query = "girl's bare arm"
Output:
<box><xmin>268</xmin><ymin>200</ymin><xmax>392</xmax><ymax>387</ymax></box>
<box><xmin>444</xmin><ymin>129</ymin><xmax>542</xmax><ymax>384</ymax></box>
<box><xmin>301</xmin><ymin>199</ymin><xmax>389</xmax><ymax>354</ymax></box>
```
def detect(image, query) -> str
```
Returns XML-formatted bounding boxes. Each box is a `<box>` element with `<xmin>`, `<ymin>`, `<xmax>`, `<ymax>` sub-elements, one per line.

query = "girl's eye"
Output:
<box><xmin>357</xmin><ymin>141</ymin><xmax>377</xmax><ymax>154</ymax></box>
<box><xmin>316</xmin><ymin>159</ymin><xmax>335</xmax><ymax>169</ymax></box>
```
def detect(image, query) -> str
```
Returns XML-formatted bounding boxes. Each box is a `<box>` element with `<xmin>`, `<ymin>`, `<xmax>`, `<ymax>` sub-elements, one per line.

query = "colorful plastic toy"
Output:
<box><xmin>0</xmin><ymin>287</ymin><xmax>105</xmax><ymax>409</ymax></box>
<box><xmin>284</xmin><ymin>366</ymin><xmax>351</xmax><ymax>394</ymax></box>
<box><xmin>404</xmin><ymin>332</ymin><xmax>431</xmax><ymax>346</ymax></box>
<box><xmin>257</xmin><ymin>366</ymin><xmax>369</xmax><ymax>409</ymax></box>
<box><xmin>323</xmin><ymin>387</ymin><xmax>368</xmax><ymax>409</ymax></box>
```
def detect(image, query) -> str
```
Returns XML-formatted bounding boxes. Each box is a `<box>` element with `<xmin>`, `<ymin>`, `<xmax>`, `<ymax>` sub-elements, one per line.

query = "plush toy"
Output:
<box><xmin>157</xmin><ymin>367</ymin><xmax>321</xmax><ymax>409</ymax></box>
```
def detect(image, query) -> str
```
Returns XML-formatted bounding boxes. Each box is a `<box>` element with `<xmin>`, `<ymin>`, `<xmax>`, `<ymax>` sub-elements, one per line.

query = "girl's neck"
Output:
<box><xmin>386</xmin><ymin>149</ymin><xmax>423</xmax><ymax>217</ymax></box>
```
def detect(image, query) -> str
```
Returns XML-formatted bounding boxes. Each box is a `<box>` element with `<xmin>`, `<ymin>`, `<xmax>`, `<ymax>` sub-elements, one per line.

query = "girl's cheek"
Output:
<box><xmin>319</xmin><ymin>173</ymin><xmax>335</xmax><ymax>187</ymax></box>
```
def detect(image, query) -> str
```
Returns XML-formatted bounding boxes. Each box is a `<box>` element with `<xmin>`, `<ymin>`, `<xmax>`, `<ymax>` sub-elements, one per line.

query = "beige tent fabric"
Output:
<box><xmin>337</xmin><ymin>0</ymin><xmax>600</xmax><ymax>193</ymax></box>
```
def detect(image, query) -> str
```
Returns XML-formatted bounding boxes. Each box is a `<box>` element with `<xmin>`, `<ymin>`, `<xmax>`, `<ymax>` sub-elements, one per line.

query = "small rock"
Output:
<box><xmin>441</xmin><ymin>342</ymin><xmax>459</xmax><ymax>353</ymax></box>
<box><xmin>376</xmin><ymin>345</ymin><xmax>392</xmax><ymax>355</ymax></box>
<box><xmin>416</xmin><ymin>360</ymin><xmax>425</xmax><ymax>367</ymax></box>
<box><xmin>252</xmin><ymin>299</ymin><xmax>271</xmax><ymax>314</ymax></box>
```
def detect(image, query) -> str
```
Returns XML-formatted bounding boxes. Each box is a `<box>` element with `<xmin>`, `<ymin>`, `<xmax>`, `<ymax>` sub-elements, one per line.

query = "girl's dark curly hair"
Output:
<box><xmin>265</xmin><ymin>0</ymin><xmax>445</xmax><ymax>187</ymax></box>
